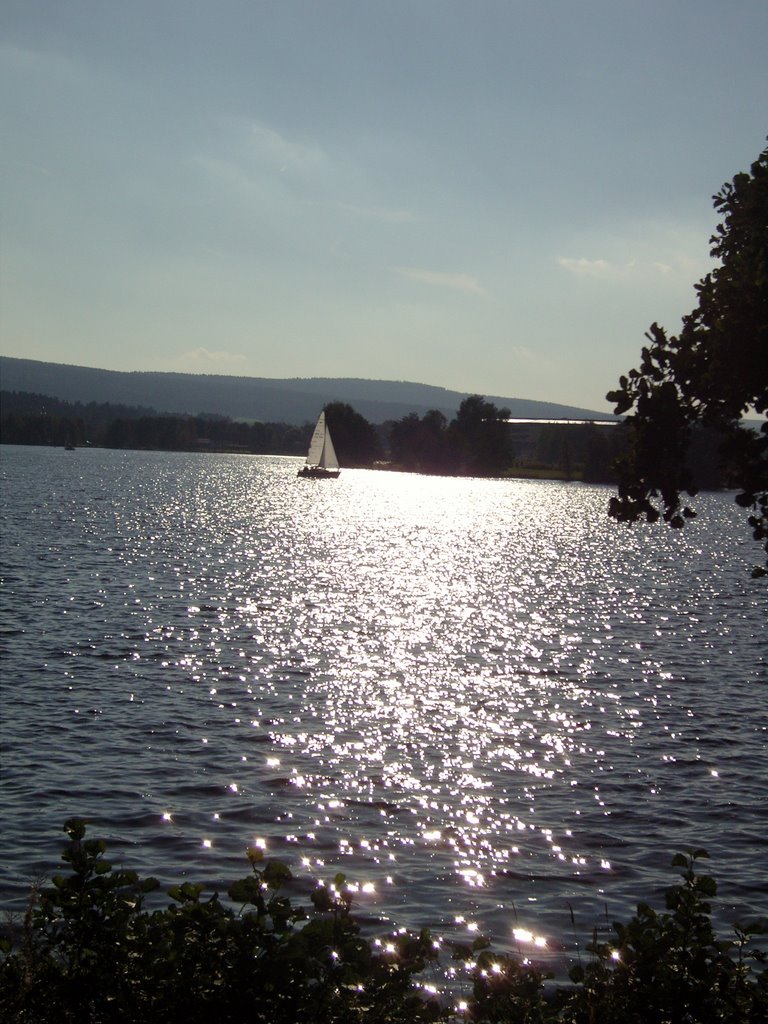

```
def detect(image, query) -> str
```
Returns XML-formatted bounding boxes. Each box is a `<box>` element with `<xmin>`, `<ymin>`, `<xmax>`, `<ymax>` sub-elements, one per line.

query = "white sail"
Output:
<box><xmin>320</xmin><ymin>427</ymin><xmax>339</xmax><ymax>471</ymax></box>
<box><xmin>305</xmin><ymin>412</ymin><xmax>327</xmax><ymax>466</ymax></box>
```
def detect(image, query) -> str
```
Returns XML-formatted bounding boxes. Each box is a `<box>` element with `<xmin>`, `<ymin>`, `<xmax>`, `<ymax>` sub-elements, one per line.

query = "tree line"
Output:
<box><xmin>0</xmin><ymin>391</ymin><xmax>308</xmax><ymax>456</ymax></box>
<box><xmin>0</xmin><ymin>389</ymin><xmax>742</xmax><ymax>490</ymax></box>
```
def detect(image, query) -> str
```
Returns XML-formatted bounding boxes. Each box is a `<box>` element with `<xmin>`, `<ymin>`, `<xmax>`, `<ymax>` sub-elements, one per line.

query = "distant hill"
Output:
<box><xmin>0</xmin><ymin>356</ymin><xmax>616</xmax><ymax>425</ymax></box>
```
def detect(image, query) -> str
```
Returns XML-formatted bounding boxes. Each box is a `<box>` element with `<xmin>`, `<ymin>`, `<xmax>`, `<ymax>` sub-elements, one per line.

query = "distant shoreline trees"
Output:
<box><xmin>388</xmin><ymin>395</ymin><xmax>513</xmax><ymax>476</ymax></box>
<box><xmin>386</xmin><ymin>395</ymin><xmax>631</xmax><ymax>481</ymax></box>
<box><xmin>1</xmin><ymin>388</ymin><xmax>747</xmax><ymax>491</ymax></box>
<box><xmin>0</xmin><ymin>390</ymin><xmax>308</xmax><ymax>457</ymax></box>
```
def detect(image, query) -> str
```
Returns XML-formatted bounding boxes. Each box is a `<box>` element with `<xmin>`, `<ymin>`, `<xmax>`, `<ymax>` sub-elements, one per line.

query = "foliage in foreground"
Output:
<box><xmin>1</xmin><ymin>822</ymin><xmax>765</xmax><ymax>1023</ymax></box>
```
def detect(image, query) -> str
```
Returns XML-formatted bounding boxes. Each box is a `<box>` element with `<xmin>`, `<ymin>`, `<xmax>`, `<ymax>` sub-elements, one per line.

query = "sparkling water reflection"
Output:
<box><xmin>1</xmin><ymin>447</ymin><xmax>766</xmax><ymax>958</ymax></box>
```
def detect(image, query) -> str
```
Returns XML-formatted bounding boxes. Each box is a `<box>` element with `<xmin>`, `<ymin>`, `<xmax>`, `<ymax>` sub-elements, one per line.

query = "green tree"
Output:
<box><xmin>323</xmin><ymin>402</ymin><xmax>382</xmax><ymax>467</ymax></box>
<box><xmin>388</xmin><ymin>409</ymin><xmax>453</xmax><ymax>473</ymax></box>
<box><xmin>607</xmin><ymin>144</ymin><xmax>768</xmax><ymax>573</ymax></box>
<box><xmin>450</xmin><ymin>395</ymin><xmax>513</xmax><ymax>475</ymax></box>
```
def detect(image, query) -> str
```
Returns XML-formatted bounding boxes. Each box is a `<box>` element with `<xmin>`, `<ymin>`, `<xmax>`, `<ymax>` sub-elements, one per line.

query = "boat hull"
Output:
<box><xmin>297</xmin><ymin>466</ymin><xmax>340</xmax><ymax>479</ymax></box>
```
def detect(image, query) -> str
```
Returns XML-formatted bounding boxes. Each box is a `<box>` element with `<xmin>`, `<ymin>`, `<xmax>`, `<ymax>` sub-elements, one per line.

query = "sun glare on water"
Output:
<box><xmin>2</xmin><ymin>450</ymin><xmax>763</xmax><ymax>955</ymax></box>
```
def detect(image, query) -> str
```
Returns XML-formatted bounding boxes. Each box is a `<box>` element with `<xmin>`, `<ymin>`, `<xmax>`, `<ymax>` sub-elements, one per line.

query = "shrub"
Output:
<box><xmin>1</xmin><ymin>823</ymin><xmax>765</xmax><ymax>1022</ymax></box>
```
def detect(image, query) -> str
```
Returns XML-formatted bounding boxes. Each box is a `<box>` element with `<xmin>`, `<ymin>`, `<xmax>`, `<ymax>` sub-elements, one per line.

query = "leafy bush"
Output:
<box><xmin>1</xmin><ymin>822</ymin><xmax>765</xmax><ymax>1023</ymax></box>
<box><xmin>558</xmin><ymin>849</ymin><xmax>767</xmax><ymax>1023</ymax></box>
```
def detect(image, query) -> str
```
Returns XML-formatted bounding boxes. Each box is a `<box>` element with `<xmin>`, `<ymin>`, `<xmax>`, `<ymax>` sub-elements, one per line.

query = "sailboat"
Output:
<box><xmin>297</xmin><ymin>411</ymin><xmax>341</xmax><ymax>478</ymax></box>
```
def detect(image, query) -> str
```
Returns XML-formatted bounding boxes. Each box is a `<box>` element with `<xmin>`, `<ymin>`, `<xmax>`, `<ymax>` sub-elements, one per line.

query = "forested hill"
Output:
<box><xmin>0</xmin><ymin>356</ymin><xmax>614</xmax><ymax>425</ymax></box>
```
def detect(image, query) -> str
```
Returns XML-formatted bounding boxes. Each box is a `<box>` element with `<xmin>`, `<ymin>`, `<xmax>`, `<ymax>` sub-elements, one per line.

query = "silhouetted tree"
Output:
<box><xmin>388</xmin><ymin>409</ymin><xmax>453</xmax><ymax>473</ymax></box>
<box><xmin>388</xmin><ymin>412</ymin><xmax>420</xmax><ymax>468</ymax></box>
<box><xmin>607</xmin><ymin>143</ymin><xmax>768</xmax><ymax>572</ymax></box>
<box><xmin>531</xmin><ymin>422</ymin><xmax>630</xmax><ymax>483</ymax></box>
<box><xmin>581</xmin><ymin>423</ymin><xmax>623</xmax><ymax>484</ymax></box>
<box><xmin>450</xmin><ymin>395</ymin><xmax>513</xmax><ymax>475</ymax></box>
<box><xmin>323</xmin><ymin>402</ymin><xmax>382</xmax><ymax>466</ymax></box>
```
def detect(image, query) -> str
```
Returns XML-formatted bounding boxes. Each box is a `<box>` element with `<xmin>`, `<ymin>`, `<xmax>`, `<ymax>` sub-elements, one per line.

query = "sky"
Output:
<box><xmin>1</xmin><ymin>1</ymin><xmax>766</xmax><ymax>413</ymax></box>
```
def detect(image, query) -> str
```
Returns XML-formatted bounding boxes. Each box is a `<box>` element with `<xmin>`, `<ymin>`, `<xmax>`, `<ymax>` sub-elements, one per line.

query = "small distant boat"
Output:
<box><xmin>298</xmin><ymin>412</ymin><xmax>340</xmax><ymax>479</ymax></box>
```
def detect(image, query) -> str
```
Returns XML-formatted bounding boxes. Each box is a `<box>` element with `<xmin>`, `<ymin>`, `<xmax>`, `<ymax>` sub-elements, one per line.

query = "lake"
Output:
<box><xmin>1</xmin><ymin>445</ymin><xmax>766</xmax><ymax>964</ymax></box>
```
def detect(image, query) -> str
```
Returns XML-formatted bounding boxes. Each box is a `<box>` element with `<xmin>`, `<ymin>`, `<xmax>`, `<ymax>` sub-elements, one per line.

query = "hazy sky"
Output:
<box><xmin>1</xmin><ymin>1</ymin><xmax>766</xmax><ymax>411</ymax></box>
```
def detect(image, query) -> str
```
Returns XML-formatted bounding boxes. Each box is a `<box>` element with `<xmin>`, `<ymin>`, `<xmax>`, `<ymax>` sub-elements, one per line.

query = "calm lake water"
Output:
<box><xmin>1</xmin><ymin>445</ymin><xmax>766</xmax><ymax>962</ymax></box>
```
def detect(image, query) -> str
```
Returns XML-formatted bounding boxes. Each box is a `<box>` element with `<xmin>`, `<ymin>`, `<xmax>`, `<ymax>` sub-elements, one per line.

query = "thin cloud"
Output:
<box><xmin>335</xmin><ymin>202</ymin><xmax>417</xmax><ymax>223</ymax></box>
<box><xmin>171</xmin><ymin>347</ymin><xmax>249</xmax><ymax>372</ymax></box>
<box><xmin>392</xmin><ymin>266</ymin><xmax>487</xmax><ymax>295</ymax></box>
<box><xmin>508</xmin><ymin>343</ymin><xmax>547</xmax><ymax>365</ymax></box>
<box><xmin>248</xmin><ymin>121</ymin><xmax>328</xmax><ymax>173</ymax></box>
<box><xmin>195</xmin><ymin>117</ymin><xmax>334</xmax><ymax>204</ymax></box>
<box><xmin>559</xmin><ymin>253</ymin><xmax>709</xmax><ymax>283</ymax></box>
<box><xmin>558</xmin><ymin>257</ymin><xmax>614</xmax><ymax>277</ymax></box>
